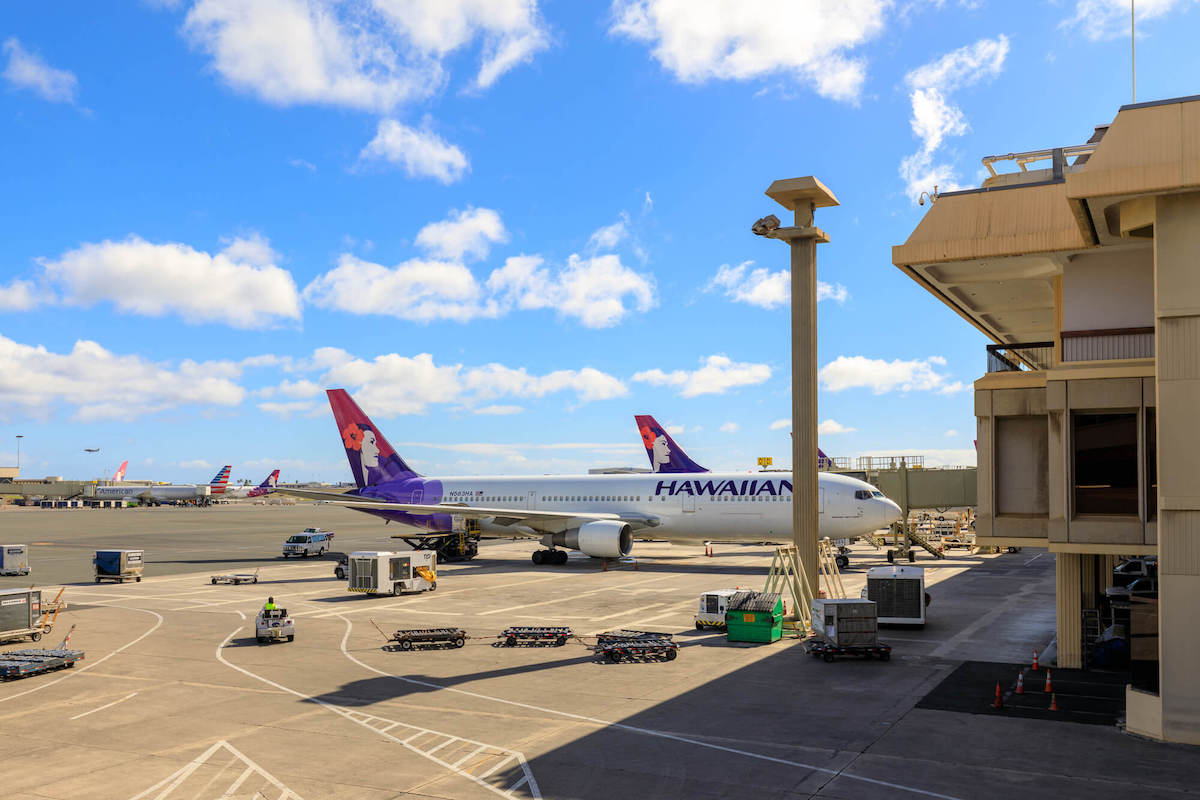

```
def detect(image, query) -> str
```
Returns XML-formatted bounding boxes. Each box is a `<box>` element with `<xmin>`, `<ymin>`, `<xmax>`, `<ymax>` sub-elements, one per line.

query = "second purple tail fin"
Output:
<box><xmin>634</xmin><ymin>415</ymin><xmax>709</xmax><ymax>473</ymax></box>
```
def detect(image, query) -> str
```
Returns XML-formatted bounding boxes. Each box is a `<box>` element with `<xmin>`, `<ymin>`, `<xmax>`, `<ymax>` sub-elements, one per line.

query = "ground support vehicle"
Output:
<box><xmin>282</xmin><ymin>528</ymin><xmax>334</xmax><ymax>558</ymax></box>
<box><xmin>0</xmin><ymin>588</ymin><xmax>47</xmax><ymax>644</ymax></box>
<box><xmin>500</xmin><ymin>626</ymin><xmax>572</xmax><ymax>647</ymax></box>
<box><xmin>94</xmin><ymin>549</ymin><xmax>144</xmax><ymax>584</ymax></box>
<box><xmin>347</xmin><ymin>551</ymin><xmax>437</xmax><ymax>595</ymax></box>
<box><xmin>0</xmin><ymin>544</ymin><xmax>31</xmax><ymax>576</ymax></box>
<box><xmin>334</xmin><ymin>555</ymin><xmax>347</xmax><ymax>580</ymax></box>
<box><xmin>695</xmin><ymin>589</ymin><xmax>739</xmax><ymax>630</ymax></box>
<box><xmin>598</xmin><ymin>638</ymin><xmax>678</xmax><ymax>662</ymax></box>
<box><xmin>388</xmin><ymin>628</ymin><xmax>467</xmax><ymax>650</ymax></box>
<box><xmin>0</xmin><ymin>648</ymin><xmax>84</xmax><ymax>679</ymax></box>
<box><xmin>596</xmin><ymin>629</ymin><xmax>673</xmax><ymax>646</ymax></box>
<box><xmin>804</xmin><ymin>637</ymin><xmax>892</xmax><ymax>662</ymax></box>
<box><xmin>255</xmin><ymin>607</ymin><xmax>294</xmax><ymax>643</ymax></box>
<box><xmin>211</xmin><ymin>568</ymin><xmax>259</xmax><ymax>585</ymax></box>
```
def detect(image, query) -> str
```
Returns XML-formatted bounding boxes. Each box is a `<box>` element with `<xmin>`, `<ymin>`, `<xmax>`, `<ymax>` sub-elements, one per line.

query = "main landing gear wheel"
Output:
<box><xmin>532</xmin><ymin>550</ymin><xmax>544</xmax><ymax>565</ymax></box>
<box><xmin>835</xmin><ymin>555</ymin><xmax>849</xmax><ymax>570</ymax></box>
<box><xmin>532</xmin><ymin>549</ymin><xmax>569</xmax><ymax>565</ymax></box>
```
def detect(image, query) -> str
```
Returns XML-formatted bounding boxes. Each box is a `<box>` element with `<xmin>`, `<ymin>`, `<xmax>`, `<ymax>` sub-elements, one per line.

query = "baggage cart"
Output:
<box><xmin>598</xmin><ymin>638</ymin><xmax>678</xmax><ymax>663</ymax></box>
<box><xmin>499</xmin><ymin>626</ymin><xmax>572</xmax><ymax>647</ymax></box>
<box><xmin>388</xmin><ymin>628</ymin><xmax>467</xmax><ymax>650</ymax></box>
<box><xmin>596</xmin><ymin>629</ymin><xmax>673</xmax><ymax>646</ymax></box>
<box><xmin>804</xmin><ymin>637</ymin><xmax>892</xmax><ymax>662</ymax></box>
<box><xmin>810</xmin><ymin>598</ymin><xmax>878</xmax><ymax>648</ymax></box>
<box><xmin>94</xmin><ymin>549</ymin><xmax>144</xmax><ymax>584</ymax></box>
<box><xmin>0</xmin><ymin>544</ymin><xmax>30</xmax><ymax>576</ymax></box>
<box><xmin>0</xmin><ymin>588</ymin><xmax>45</xmax><ymax>644</ymax></box>
<box><xmin>211</xmin><ymin>568</ymin><xmax>259</xmax><ymax>585</ymax></box>
<box><xmin>0</xmin><ymin>648</ymin><xmax>84</xmax><ymax>679</ymax></box>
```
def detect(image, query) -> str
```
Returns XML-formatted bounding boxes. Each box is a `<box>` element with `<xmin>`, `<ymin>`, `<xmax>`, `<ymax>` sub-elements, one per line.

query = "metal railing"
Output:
<box><xmin>817</xmin><ymin>455</ymin><xmax>852</xmax><ymax>471</ymax></box>
<box><xmin>982</xmin><ymin>144</ymin><xmax>1097</xmax><ymax>178</ymax></box>
<box><xmin>986</xmin><ymin>342</ymin><xmax>1054</xmax><ymax>373</ymax></box>
<box><xmin>855</xmin><ymin>455</ymin><xmax>925</xmax><ymax>470</ymax></box>
<box><xmin>1061</xmin><ymin>327</ymin><xmax>1154</xmax><ymax>362</ymax></box>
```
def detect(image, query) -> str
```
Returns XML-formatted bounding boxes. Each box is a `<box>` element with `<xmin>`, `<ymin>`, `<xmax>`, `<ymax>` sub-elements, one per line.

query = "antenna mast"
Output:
<box><xmin>1131</xmin><ymin>0</ymin><xmax>1136</xmax><ymax>103</ymax></box>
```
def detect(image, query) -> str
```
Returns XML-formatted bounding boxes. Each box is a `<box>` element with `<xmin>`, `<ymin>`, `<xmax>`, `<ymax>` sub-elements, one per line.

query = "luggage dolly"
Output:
<box><xmin>386</xmin><ymin>627</ymin><xmax>468</xmax><ymax>651</ymax></box>
<box><xmin>597</xmin><ymin>638</ymin><xmax>678</xmax><ymax>663</ymax></box>
<box><xmin>804</xmin><ymin>638</ymin><xmax>892</xmax><ymax>662</ymax></box>
<box><xmin>211</xmin><ymin>568</ymin><xmax>260</xmax><ymax>585</ymax></box>
<box><xmin>0</xmin><ymin>625</ymin><xmax>84</xmax><ymax>680</ymax></box>
<box><xmin>499</xmin><ymin>626</ymin><xmax>572</xmax><ymax>647</ymax></box>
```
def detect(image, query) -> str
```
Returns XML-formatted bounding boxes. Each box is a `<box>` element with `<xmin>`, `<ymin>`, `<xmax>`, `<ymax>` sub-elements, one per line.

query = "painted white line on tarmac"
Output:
<box><xmin>336</xmin><ymin>615</ymin><xmax>963</xmax><ymax>800</ymax></box>
<box><xmin>0</xmin><ymin>605</ymin><xmax>163</xmax><ymax>705</ymax></box>
<box><xmin>478</xmin><ymin>574</ymin><xmax>679</xmax><ymax>616</ymax></box>
<box><xmin>69</xmin><ymin>691</ymin><xmax>138</xmax><ymax>720</ymax></box>
<box><xmin>214</xmin><ymin>626</ymin><xmax>540</xmax><ymax>798</ymax></box>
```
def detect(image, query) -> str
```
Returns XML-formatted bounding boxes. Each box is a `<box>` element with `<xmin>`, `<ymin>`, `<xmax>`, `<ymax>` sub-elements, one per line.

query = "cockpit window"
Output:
<box><xmin>855</xmin><ymin>490</ymin><xmax>871</xmax><ymax>500</ymax></box>
<box><xmin>872</xmin><ymin>491</ymin><xmax>885</xmax><ymax>498</ymax></box>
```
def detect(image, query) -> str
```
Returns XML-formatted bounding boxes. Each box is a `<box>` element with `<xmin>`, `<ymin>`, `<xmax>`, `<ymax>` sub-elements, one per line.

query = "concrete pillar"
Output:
<box><xmin>763</xmin><ymin>178</ymin><xmax>838</xmax><ymax>591</ymax></box>
<box><xmin>1056</xmin><ymin>553</ymin><xmax>1083</xmax><ymax>668</ymax></box>
<box><xmin>1154</xmin><ymin>191</ymin><xmax>1200</xmax><ymax>744</ymax></box>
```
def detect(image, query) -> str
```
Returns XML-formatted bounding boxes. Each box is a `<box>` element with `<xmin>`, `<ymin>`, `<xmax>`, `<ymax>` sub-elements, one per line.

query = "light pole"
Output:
<box><xmin>15</xmin><ymin>435</ymin><xmax>23</xmax><ymax>476</ymax></box>
<box><xmin>754</xmin><ymin>176</ymin><xmax>838</xmax><ymax>592</ymax></box>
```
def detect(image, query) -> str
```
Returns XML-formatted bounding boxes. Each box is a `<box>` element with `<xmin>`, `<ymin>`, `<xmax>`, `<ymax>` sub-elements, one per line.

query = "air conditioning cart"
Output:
<box><xmin>863</xmin><ymin>565</ymin><xmax>929</xmax><ymax>626</ymax></box>
<box><xmin>347</xmin><ymin>551</ymin><xmax>437</xmax><ymax>596</ymax></box>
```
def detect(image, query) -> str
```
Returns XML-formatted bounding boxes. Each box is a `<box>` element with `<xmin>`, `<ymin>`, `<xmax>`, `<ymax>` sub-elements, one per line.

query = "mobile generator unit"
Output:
<box><xmin>0</xmin><ymin>544</ymin><xmax>30</xmax><ymax>577</ymax></box>
<box><xmin>863</xmin><ymin>565</ymin><xmax>928</xmax><ymax>626</ymax></box>
<box><xmin>347</xmin><ymin>551</ymin><xmax>437</xmax><ymax>596</ymax></box>
<box><xmin>694</xmin><ymin>589</ymin><xmax>739</xmax><ymax>630</ymax></box>
<box><xmin>94</xmin><ymin>549</ymin><xmax>144</xmax><ymax>584</ymax></box>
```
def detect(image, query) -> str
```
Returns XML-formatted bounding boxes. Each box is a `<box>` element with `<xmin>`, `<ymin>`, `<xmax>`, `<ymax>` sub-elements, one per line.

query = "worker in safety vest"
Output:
<box><xmin>263</xmin><ymin>596</ymin><xmax>277</xmax><ymax>612</ymax></box>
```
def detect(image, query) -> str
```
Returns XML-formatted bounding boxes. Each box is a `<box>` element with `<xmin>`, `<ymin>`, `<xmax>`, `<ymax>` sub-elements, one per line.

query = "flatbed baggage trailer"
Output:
<box><xmin>0</xmin><ymin>648</ymin><xmax>84</xmax><ymax>679</ymax></box>
<box><xmin>598</xmin><ymin>638</ymin><xmax>678</xmax><ymax>662</ymax></box>
<box><xmin>389</xmin><ymin>628</ymin><xmax>467</xmax><ymax>650</ymax></box>
<box><xmin>211</xmin><ymin>568</ymin><xmax>259</xmax><ymax>585</ymax></box>
<box><xmin>595</xmin><ymin>629</ymin><xmax>674</xmax><ymax>646</ymax></box>
<box><xmin>500</xmin><ymin>626</ymin><xmax>572</xmax><ymax>647</ymax></box>
<box><xmin>804</xmin><ymin>637</ymin><xmax>892</xmax><ymax>662</ymax></box>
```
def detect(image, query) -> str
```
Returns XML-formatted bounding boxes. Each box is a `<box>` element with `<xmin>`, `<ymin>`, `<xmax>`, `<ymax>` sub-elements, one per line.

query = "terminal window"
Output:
<box><xmin>1073</xmin><ymin>412</ymin><xmax>1138</xmax><ymax>516</ymax></box>
<box><xmin>1146</xmin><ymin>408</ymin><xmax>1157</xmax><ymax>519</ymax></box>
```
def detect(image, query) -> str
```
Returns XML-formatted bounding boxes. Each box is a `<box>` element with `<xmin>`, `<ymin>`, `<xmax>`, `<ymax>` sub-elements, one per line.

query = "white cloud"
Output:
<box><xmin>360</xmin><ymin>119</ymin><xmax>470</xmax><ymax>183</ymax></box>
<box><xmin>258</xmin><ymin>400</ymin><xmax>319</xmax><ymax>417</ymax></box>
<box><xmin>313</xmin><ymin>348</ymin><xmax>627</xmax><ymax>416</ymax></box>
<box><xmin>707</xmin><ymin>261</ymin><xmax>848</xmax><ymax>309</ymax></box>
<box><xmin>610</xmin><ymin>0</ymin><xmax>887</xmax><ymax>102</ymax></box>
<box><xmin>818</xmin><ymin>419</ymin><xmax>856</xmax><ymax>434</ymax></box>
<box><xmin>0</xmin><ymin>279</ymin><xmax>46</xmax><ymax>312</ymax></box>
<box><xmin>303</xmin><ymin>254</ymin><xmax>489</xmax><ymax>323</ymax></box>
<box><xmin>474</xmin><ymin>404</ymin><xmax>523</xmax><ymax>415</ymax></box>
<box><xmin>2</xmin><ymin>38</ymin><xmax>78</xmax><ymax>103</ymax></box>
<box><xmin>819</xmin><ymin>355</ymin><xmax>967</xmax><ymax>395</ymax></box>
<box><xmin>40</xmin><ymin>234</ymin><xmax>301</xmax><ymax>329</ymax></box>
<box><xmin>587</xmin><ymin>213</ymin><xmax>630</xmax><ymax>251</ymax></box>
<box><xmin>0</xmin><ymin>334</ymin><xmax>246</xmax><ymax>422</ymax></box>
<box><xmin>183</xmin><ymin>0</ymin><xmax>547</xmax><ymax>111</ymax></box>
<box><xmin>288</xmin><ymin>157</ymin><xmax>317</xmax><ymax>172</ymax></box>
<box><xmin>945</xmin><ymin>429</ymin><xmax>959</xmax><ymax>437</ymax></box>
<box><xmin>487</xmin><ymin>252</ymin><xmax>655</xmax><ymax>328</ymax></box>
<box><xmin>1061</xmin><ymin>0</ymin><xmax>1189</xmax><ymax>40</ymax></box>
<box><xmin>769</xmin><ymin>418</ymin><xmax>790</xmax><ymax>431</ymax></box>
<box><xmin>258</xmin><ymin>378</ymin><xmax>322</xmax><ymax>399</ymax></box>
<box><xmin>415</xmin><ymin>207</ymin><xmax>507</xmax><ymax>261</ymax></box>
<box><xmin>857</xmin><ymin>448</ymin><xmax>976</xmax><ymax>468</ymax></box>
<box><xmin>666</xmin><ymin>424</ymin><xmax>685</xmax><ymax>435</ymax></box>
<box><xmin>633</xmin><ymin>354</ymin><xmax>771</xmax><ymax>398</ymax></box>
<box><xmin>720</xmin><ymin>422</ymin><xmax>739</xmax><ymax>433</ymax></box>
<box><xmin>899</xmin><ymin>36</ymin><xmax>1009</xmax><ymax>201</ymax></box>
<box><xmin>178</xmin><ymin>459</ymin><xmax>213</xmax><ymax>469</ymax></box>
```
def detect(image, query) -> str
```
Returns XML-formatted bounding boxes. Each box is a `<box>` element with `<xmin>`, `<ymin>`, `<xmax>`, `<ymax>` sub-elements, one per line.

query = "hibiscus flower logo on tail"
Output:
<box><xmin>640</xmin><ymin>425</ymin><xmax>656</xmax><ymax>450</ymax></box>
<box><xmin>342</xmin><ymin>423</ymin><xmax>365</xmax><ymax>451</ymax></box>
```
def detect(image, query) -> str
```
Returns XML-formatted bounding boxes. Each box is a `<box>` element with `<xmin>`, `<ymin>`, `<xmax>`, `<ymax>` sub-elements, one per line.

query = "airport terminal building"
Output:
<box><xmin>893</xmin><ymin>95</ymin><xmax>1200</xmax><ymax>744</ymax></box>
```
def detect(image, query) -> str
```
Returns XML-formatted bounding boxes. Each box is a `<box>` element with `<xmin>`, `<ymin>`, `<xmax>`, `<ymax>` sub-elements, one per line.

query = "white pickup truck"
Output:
<box><xmin>282</xmin><ymin>528</ymin><xmax>334</xmax><ymax>558</ymax></box>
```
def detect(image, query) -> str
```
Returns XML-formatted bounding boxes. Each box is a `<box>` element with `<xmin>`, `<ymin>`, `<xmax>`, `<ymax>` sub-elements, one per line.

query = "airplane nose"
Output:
<box><xmin>879</xmin><ymin>498</ymin><xmax>902</xmax><ymax>527</ymax></box>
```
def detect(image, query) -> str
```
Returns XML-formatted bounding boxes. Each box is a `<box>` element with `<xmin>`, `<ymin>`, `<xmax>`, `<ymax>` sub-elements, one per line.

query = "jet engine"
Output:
<box><xmin>541</xmin><ymin>520</ymin><xmax>633</xmax><ymax>558</ymax></box>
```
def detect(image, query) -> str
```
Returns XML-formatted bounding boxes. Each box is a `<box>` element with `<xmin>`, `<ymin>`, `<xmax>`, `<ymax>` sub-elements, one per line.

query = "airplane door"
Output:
<box><xmin>682</xmin><ymin>495</ymin><xmax>696</xmax><ymax>512</ymax></box>
<box><xmin>411</xmin><ymin>489</ymin><xmax>423</xmax><ymax>504</ymax></box>
<box><xmin>819</xmin><ymin>488</ymin><xmax>825</xmax><ymax>514</ymax></box>
<box><xmin>527</xmin><ymin>490</ymin><xmax>536</xmax><ymax>510</ymax></box>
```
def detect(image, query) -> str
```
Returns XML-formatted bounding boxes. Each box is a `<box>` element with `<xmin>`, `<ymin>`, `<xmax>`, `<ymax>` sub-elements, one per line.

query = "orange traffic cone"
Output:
<box><xmin>1031</xmin><ymin>649</ymin><xmax>1040</xmax><ymax>671</ymax></box>
<box><xmin>992</xmin><ymin>681</ymin><xmax>1003</xmax><ymax>709</ymax></box>
<box><xmin>1015</xmin><ymin>672</ymin><xmax>1025</xmax><ymax>695</ymax></box>
<box><xmin>1049</xmin><ymin>693</ymin><xmax>1059</xmax><ymax>711</ymax></box>
<box><xmin>602</xmin><ymin>558</ymin><xmax>608</xmax><ymax>572</ymax></box>
<box><xmin>1044</xmin><ymin>669</ymin><xmax>1052</xmax><ymax>692</ymax></box>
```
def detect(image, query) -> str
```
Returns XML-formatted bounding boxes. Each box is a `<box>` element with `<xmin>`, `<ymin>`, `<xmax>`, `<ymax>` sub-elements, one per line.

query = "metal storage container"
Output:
<box><xmin>810</xmin><ymin>598</ymin><xmax>878</xmax><ymax>647</ymax></box>
<box><xmin>0</xmin><ymin>588</ymin><xmax>41</xmax><ymax>636</ymax></box>
<box><xmin>0</xmin><ymin>544</ymin><xmax>30</xmax><ymax>576</ymax></box>
<box><xmin>94</xmin><ymin>549</ymin><xmax>144</xmax><ymax>583</ymax></box>
<box><xmin>725</xmin><ymin>591</ymin><xmax>783</xmax><ymax>643</ymax></box>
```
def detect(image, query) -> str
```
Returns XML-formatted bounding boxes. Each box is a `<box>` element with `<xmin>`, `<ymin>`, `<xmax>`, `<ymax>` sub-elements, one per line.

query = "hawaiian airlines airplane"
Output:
<box><xmin>285</xmin><ymin>390</ymin><xmax>902</xmax><ymax>565</ymax></box>
<box><xmin>111</xmin><ymin>460</ymin><xmax>128</xmax><ymax>482</ymax></box>
<box><xmin>223</xmin><ymin>470</ymin><xmax>280</xmax><ymax>499</ymax></box>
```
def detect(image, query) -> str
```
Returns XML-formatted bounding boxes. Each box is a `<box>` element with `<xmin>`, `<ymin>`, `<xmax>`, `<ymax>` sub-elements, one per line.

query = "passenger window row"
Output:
<box><xmin>543</xmin><ymin>495</ymin><xmax>641</xmax><ymax>502</ymax></box>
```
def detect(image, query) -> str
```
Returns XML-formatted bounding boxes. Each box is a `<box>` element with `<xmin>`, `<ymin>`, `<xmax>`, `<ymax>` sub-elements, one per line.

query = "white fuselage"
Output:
<box><xmin>418</xmin><ymin>470</ymin><xmax>901</xmax><ymax>543</ymax></box>
<box><xmin>94</xmin><ymin>485</ymin><xmax>210</xmax><ymax>502</ymax></box>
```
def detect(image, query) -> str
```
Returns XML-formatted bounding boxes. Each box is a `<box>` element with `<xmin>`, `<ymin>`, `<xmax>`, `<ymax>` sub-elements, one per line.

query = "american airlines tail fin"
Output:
<box><xmin>111</xmin><ymin>460</ymin><xmax>128</xmax><ymax>482</ymax></box>
<box><xmin>635</xmin><ymin>415</ymin><xmax>709</xmax><ymax>473</ymax></box>
<box><xmin>209</xmin><ymin>465</ymin><xmax>232</xmax><ymax>495</ymax></box>
<box><xmin>327</xmin><ymin>389</ymin><xmax>418</xmax><ymax>488</ymax></box>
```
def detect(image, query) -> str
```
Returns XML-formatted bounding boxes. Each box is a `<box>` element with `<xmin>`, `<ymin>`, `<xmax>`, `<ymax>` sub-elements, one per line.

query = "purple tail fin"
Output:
<box><xmin>327</xmin><ymin>389</ymin><xmax>418</xmax><ymax>488</ymax></box>
<box><xmin>635</xmin><ymin>415</ymin><xmax>709</xmax><ymax>473</ymax></box>
<box><xmin>818</xmin><ymin>448</ymin><xmax>833</xmax><ymax>469</ymax></box>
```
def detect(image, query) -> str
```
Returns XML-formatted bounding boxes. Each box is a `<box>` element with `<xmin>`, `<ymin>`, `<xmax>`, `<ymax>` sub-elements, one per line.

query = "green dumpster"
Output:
<box><xmin>725</xmin><ymin>591</ymin><xmax>783</xmax><ymax>643</ymax></box>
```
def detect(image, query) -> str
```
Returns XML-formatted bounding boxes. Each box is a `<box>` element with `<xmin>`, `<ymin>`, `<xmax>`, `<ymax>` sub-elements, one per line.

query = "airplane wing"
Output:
<box><xmin>278</xmin><ymin>488</ymin><xmax>662</xmax><ymax>534</ymax></box>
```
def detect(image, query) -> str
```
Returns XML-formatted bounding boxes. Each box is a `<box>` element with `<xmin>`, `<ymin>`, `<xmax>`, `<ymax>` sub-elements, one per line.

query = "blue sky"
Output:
<box><xmin>2</xmin><ymin>0</ymin><xmax>1198</xmax><ymax>484</ymax></box>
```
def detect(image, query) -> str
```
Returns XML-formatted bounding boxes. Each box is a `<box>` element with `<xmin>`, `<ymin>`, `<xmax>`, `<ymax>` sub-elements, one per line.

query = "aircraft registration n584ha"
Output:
<box><xmin>284</xmin><ymin>390</ymin><xmax>902</xmax><ymax>565</ymax></box>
